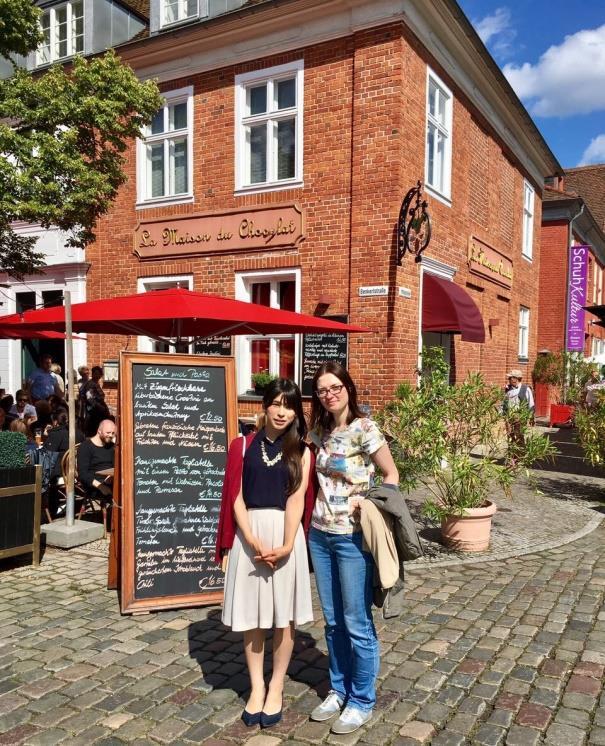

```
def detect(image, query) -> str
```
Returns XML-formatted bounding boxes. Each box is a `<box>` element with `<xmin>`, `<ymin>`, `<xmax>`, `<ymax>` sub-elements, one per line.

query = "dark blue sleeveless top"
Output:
<box><xmin>242</xmin><ymin>429</ymin><xmax>289</xmax><ymax>510</ymax></box>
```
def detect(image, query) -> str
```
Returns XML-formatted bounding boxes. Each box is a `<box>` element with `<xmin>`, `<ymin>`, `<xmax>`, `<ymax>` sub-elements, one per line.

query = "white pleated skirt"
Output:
<box><xmin>221</xmin><ymin>509</ymin><xmax>313</xmax><ymax>632</ymax></box>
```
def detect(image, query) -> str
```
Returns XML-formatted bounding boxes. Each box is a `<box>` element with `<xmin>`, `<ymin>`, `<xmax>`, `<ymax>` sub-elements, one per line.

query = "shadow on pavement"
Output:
<box><xmin>187</xmin><ymin>609</ymin><xmax>329</xmax><ymax>701</ymax></box>
<box><xmin>533</xmin><ymin>473</ymin><xmax>605</xmax><ymax>506</ymax></box>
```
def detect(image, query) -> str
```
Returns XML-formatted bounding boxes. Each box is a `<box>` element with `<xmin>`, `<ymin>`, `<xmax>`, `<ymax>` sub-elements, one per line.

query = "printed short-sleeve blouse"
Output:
<box><xmin>310</xmin><ymin>417</ymin><xmax>386</xmax><ymax>534</ymax></box>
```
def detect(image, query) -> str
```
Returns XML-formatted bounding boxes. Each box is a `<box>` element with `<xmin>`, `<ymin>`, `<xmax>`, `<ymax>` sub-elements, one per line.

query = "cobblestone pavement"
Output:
<box><xmin>2</xmin><ymin>477</ymin><xmax>605</xmax><ymax>746</ymax></box>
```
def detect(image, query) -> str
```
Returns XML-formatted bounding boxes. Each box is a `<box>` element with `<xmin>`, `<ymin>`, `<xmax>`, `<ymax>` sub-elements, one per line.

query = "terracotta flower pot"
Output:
<box><xmin>440</xmin><ymin>500</ymin><xmax>497</xmax><ymax>552</ymax></box>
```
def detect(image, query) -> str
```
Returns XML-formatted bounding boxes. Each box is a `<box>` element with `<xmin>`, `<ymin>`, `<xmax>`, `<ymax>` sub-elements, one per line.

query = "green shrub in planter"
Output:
<box><xmin>251</xmin><ymin>370</ymin><xmax>277</xmax><ymax>391</ymax></box>
<box><xmin>0</xmin><ymin>431</ymin><xmax>27</xmax><ymax>468</ymax></box>
<box><xmin>576</xmin><ymin>391</ymin><xmax>605</xmax><ymax>467</ymax></box>
<box><xmin>376</xmin><ymin>347</ymin><xmax>557</xmax><ymax>521</ymax></box>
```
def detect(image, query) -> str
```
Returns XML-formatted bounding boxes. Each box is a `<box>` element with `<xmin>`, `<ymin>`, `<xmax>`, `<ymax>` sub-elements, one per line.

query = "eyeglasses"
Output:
<box><xmin>315</xmin><ymin>384</ymin><xmax>345</xmax><ymax>399</ymax></box>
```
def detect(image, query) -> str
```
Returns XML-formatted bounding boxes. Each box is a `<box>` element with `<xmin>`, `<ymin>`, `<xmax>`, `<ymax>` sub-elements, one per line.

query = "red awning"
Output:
<box><xmin>422</xmin><ymin>273</ymin><xmax>485</xmax><ymax>343</ymax></box>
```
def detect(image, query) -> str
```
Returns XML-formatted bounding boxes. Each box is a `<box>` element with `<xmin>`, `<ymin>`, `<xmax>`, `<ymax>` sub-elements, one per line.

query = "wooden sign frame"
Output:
<box><xmin>119</xmin><ymin>352</ymin><xmax>238</xmax><ymax>614</ymax></box>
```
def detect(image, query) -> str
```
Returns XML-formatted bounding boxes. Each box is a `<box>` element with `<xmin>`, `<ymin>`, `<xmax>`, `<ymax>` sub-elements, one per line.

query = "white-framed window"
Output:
<box><xmin>136</xmin><ymin>87</ymin><xmax>193</xmax><ymax>207</ymax></box>
<box><xmin>160</xmin><ymin>0</ymin><xmax>205</xmax><ymax>27</ymax></box>
<box><xmin>592</xmin><ymin>337</ymin><xmax>605</xmax><ymax>359</ymax></box>
<box><xmin>136</xmin><ymin>275</ymin><xmax>193</xmax><ymax>353</ymax></box>
<box><xmin>518</xmin><ymin>306</ymin><xmax>530</xmax><ymax>360</ymax></box>
<box><xmin>598</xmin><ymin>264</ymin><xmax>603</xmax><ymax>305</ymax></box>
<box><xmin>234</xmin><ymin>61</ymin><xmax>304</xmax><ymax>194</ymax></box>
<box><xmin>37</xmin><ymin>1</ymin><xmax>84</xmax><ymax>66</ymax></box>
<box><xmin>522</xmin><ymin>180</ymin><xmax>535</xmax><ymax>260</ymax></box>
<box><xmin>235</xmin><ymin>269</ymin><xmax>301</xmax><ymax>394</ymax></box>
<box><xmin>425</xmin><ymin>68</ymin><xmax>453</xmax><ymax>204</ymax></box>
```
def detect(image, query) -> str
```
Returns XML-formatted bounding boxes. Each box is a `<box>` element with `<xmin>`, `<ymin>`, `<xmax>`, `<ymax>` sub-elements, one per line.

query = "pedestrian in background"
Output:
<box><xmin>308</xmin><ymin>362</ymin><xmax>398</xmax><ymax>734</ymax></box>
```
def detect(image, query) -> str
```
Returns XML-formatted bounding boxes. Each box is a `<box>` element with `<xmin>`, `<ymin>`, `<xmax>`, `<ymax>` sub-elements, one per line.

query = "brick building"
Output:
<box><xmin>539</xmin><ymin>171</ymin><xmax>605</xmax><ymax>366</ymax></box>
<box><xmin>32</xmin><ymin>0</ymin><xmax>561</xmax><ymax>412</ymax></box>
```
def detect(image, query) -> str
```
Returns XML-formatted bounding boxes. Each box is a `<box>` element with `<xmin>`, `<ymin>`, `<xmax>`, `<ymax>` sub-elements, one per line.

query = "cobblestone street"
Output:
<box><xmin>2</xmin><ymin>477</ymin><xmax>605</xmax><ymax>746</ymax></box>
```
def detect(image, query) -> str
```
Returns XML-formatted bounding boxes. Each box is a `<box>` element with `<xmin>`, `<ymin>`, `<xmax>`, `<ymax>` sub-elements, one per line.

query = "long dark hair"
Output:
<box><xmin>309</xmin><ymin>361</ymin><xmax>365</xmax><ymax>434</ymax></box>
<box><xmin>262</xmin><ymin>378</ymin><xmax>307</xmax><ymax>495</ymax></box>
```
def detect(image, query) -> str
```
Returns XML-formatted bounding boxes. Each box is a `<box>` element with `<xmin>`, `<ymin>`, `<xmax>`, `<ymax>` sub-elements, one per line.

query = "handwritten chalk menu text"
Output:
<box><xmin>301</xmin><ymin>316</ymin><xmax>349</xmax><ymax>397</ymax></box>
<box><xmin>120</xmin><ymin>353</ymin><xmax>238</xmax><ymax>613</ymax></box>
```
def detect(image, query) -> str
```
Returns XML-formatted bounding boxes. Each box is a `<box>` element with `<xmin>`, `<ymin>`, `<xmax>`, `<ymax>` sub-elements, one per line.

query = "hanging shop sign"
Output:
<box><xmin>134</xmin><ymin>204</ymin><xmax>305</xmax><ymax>260</ymax></box>
<box><xmin>566</xmin><ymin>244</ymin><xmax>589</xmax><ymax>352</ymax></box>
<box><xmin>467</xmin><ymin>236</ymin><xmax>513</xmax><ymax>289</ymax></box>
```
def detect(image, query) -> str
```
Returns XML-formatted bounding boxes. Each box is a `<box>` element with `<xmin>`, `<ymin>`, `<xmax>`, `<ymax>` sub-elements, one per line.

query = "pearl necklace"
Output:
<box><xmin>260</xmin><ymin>439</ymin><xmax>282</xmax><ymax>467</ymax></box>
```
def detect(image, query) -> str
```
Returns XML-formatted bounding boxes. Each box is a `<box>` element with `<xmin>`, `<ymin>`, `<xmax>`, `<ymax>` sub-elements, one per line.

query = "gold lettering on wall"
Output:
<box><xmin>133</xmin><ymin>204</ymin><xmax>305</xmax><ymax>260</ymax></box>
<box><xmin>468</xmin><ymin>236</ymin><xmax>513</xmax><ymax>289</ymax></box>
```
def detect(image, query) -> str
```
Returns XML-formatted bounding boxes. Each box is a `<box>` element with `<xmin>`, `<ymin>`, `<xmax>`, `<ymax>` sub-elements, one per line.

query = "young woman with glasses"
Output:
<box><xmin>216</xmin><ymin>378</ymin><xmax>314</xmax><ymax>729</ymax></box>
<box><xmin>308</xmin><ymin>361</ymin><xmax>398</xmax><ymax>734</ymax></box>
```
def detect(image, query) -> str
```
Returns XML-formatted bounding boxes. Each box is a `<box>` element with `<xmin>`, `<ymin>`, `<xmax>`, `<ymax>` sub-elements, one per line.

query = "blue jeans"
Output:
<box><xmin>308</xmin><ymin>527</ymin><xmax>379</xmax><ymax>712</ymax></box>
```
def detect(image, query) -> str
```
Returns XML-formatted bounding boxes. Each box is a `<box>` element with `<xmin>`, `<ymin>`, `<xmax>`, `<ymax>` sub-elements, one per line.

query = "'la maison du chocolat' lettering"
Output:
<box><xmin>467</xmin><ymin>236</ymin><xmax>513</xmax><ymax>289</ymax></box>
<box><xmin>134</xmin><ymin>204</ymin><xmax>305</xmax><ymax>260</ymax></box>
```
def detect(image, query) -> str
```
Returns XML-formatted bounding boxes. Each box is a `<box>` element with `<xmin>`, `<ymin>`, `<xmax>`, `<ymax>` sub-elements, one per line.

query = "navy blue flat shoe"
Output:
<box><xmin>260</xmin><ymin>706</ymin><xmax>283</xmax><ymax>728</ymax></box>
<box><xmin>241</xmin><ymin>709</ymin><xmax>262</xmax><ymax>727</ymax></box>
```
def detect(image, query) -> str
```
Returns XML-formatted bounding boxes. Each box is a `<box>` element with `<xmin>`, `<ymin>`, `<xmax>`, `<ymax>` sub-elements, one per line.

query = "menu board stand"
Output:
<box><xmin>119</xmin><ymin>352</ymin><xmax>238</xmax><ymax>614</ymax></box>
<box><xmin>300</xmin><ymin>315</ymin><xmax>349</xmax><ymax>397</ymax></box>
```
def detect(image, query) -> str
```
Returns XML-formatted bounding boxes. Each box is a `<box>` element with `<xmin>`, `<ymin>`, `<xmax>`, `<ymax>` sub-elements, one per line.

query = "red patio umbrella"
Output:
<box><xmin>0</xmin><ymin>287</ymin><xmax>368</xmax><ymax>340</ymax></box>
<box><xmin>0</xmin><ymin>327</ymin><xmax>83</xmax><ymax>340</ymax></box>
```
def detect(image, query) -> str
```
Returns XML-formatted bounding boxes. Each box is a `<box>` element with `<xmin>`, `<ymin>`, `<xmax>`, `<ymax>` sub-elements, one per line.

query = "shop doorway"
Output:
<box><xmin>421</xmin><ymin>331</ymin><xmax>454</xmax><ymax>383</ymax></box>
<box><xmin>16</xmin><ymin>290</ymin><xmax>65</xmax><ymax>386</ymax></box>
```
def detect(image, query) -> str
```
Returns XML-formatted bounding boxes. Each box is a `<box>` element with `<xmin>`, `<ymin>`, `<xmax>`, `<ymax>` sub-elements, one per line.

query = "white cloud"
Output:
<box><xmin>475</xmin><ymin>7</ymin><xmax>511</xmax><ymax>45</ymax></box>
<box><xmin>474</xmin><ymin>7</ymin><xmax>517</xmax><ymax>59</ymax></box>
<box><xmin>578</xmin><ymin>134</ymin><xmax>605</xmax><ymax>166</ymax></box>
<box><xmin>503</xmin><ymin>24</ymin><xmax>605</xmax><ymax>117</ymax></box>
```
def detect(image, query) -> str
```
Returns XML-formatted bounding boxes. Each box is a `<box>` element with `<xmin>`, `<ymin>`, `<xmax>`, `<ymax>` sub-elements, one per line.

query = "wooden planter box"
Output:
<box><xmin>0</xmin><ymin>465</ymin><xmax>41</xmax><ymax>566</ymax></box>
<box><xmin>549</xmin><ymin>404</ymin><xmax>575</xmax><ymax>427</ymax></box>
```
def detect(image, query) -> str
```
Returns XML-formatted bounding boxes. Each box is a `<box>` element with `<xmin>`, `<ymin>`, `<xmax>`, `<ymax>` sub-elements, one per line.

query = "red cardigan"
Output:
<box><xmin>214</xmin><ymin>432</ymin><xmax>317</xmax><ymax>565</ymax></box>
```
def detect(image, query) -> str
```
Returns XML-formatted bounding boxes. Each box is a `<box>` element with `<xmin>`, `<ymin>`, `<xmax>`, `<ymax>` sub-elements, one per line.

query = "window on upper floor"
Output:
<box><xmin>136</xmin><ymin>87</ymin><xmax>193</xmax><ymax>207</ymax></box>
<box><xmin>235</xmin><ymin>269</ymin><xmax>300</xmax><ymax>394</ymax></box>
<box><xmin>425</xmin><ymin>68</ymin><xmax>453</xmax><ymax>204</ymax></box>
<box><xmin>161</xmin><ymin>0</ymin><xmax>201</xmax><ymax>27</ymax></box>
<box><xmin>37</xmin><ymin>0</ymin><xmax>84</xmax><ymax>66</ymax></box>
<box><xmin>234</xmin><ymin>61</ymin><xmax>304</xmax><ymax>194</ymax></box>
<box><xmin>518</xmin><ymin>306</ymin><xmax>530</xmax><ymax>360</ymax></box>
<box><xmin>522</xmin><ymin>180</ymin><xmax>535</xmax><ymax>260</ymax></box>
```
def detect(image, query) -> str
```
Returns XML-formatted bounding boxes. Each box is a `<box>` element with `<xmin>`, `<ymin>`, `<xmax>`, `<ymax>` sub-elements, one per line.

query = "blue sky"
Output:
<box><xmin>457</xmin><ymin>1</ymin><xmax>605</xmax><ymax>170</ymax></box>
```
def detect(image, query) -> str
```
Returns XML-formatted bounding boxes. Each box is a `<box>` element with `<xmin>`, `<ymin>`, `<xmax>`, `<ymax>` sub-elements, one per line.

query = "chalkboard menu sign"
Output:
<box><xmin>301</xmin><ymin>315</ymin><xmax>349</xmax><ymax>397</ymax></box>
<box><xmin>120</xmin><ymin>353</ymin><xmax>238</xmax><ymax>613</ymax></box>
<box><xmin>194</xmin><ymin>335</ymin><xmax>232</xmax><ymax>357</ymax></box>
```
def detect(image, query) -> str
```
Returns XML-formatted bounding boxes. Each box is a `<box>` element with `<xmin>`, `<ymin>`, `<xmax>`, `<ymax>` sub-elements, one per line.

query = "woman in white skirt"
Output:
<box><xmin>220</xmin><ymin>378</ymin><xmax>313</xmax><ymax>728</ymax></box>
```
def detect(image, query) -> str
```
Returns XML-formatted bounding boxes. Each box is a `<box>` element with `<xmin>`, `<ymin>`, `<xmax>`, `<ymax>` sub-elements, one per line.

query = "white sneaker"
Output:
<box><xmin>331</xmin><ymin>705</ymin><xmax>373</xmax><ymax>734</ymax></box>
<box><xmin>310</xmin><ymin>690</ymin><xmax>344</xmax><ymax>721</ymax></box>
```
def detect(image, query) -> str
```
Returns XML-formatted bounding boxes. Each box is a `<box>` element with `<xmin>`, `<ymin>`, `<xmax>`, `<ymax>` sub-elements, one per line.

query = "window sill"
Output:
<box><xmin>521</xmin><ymin>252</ymin><xmax>533</xmax><ymax>263</ymax></box>
<box><xmin>136</xmin><ymin>194</ymin><xmax>194</xmax><ymax>210</ymax></box>
<box><xmin>518</xmin><ymin>357</ymin><xmax>529</xmax><ymax>364</ymax></box>
<box><xmin>234</xmin><ymin>179</ymin><xmax>304</xmax><ymax>197</ymax></box>
<box><xmin>238</xmin><ymin>393</ymin><xmax>265</xmax><ymax>402</ymax></box>
<box><xmin>159</xmin><ymin>15</ymin><xmax>207</xmax><ymax>31</ymax></box>
<box><xmin>424</xmin><ymin>183</ymin><xmax>452</xmax><ymax>208</ymax></box>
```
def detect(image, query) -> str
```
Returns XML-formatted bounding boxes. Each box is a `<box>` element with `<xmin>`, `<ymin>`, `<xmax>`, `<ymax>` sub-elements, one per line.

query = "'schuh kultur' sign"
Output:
<box><xmin>566</xmin><ymin>244</ymin><xmax>589</xmax><ymax>352</ymax></box>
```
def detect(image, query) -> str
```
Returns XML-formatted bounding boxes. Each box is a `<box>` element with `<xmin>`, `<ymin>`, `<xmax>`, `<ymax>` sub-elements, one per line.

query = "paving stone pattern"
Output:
<box><xmin>2</xmin><ymin>487</ymin><xmax>605</xmax><ymax>743</ymax></box>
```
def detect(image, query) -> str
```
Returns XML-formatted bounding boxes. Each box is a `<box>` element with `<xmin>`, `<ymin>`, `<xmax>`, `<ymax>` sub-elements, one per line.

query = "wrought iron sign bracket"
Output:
<box><xmin>397</xmin><ymin>181</ymin><xmax>432</xmax><ymax>265</ymax></box>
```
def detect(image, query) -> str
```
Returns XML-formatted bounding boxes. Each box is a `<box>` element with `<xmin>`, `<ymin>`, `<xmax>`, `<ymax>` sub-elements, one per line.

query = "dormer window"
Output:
<box><xmin>162</xmin><ymin>0</ymin><xmax>199</xmax><ymax>26</ymax></box>
<box><xmin>37</xmin><ymin>1</ymin><xmax>84</xmax><ymax>66</ymax></box>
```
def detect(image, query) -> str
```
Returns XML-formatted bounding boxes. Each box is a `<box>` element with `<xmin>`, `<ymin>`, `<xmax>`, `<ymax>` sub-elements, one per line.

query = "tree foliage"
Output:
<box><xmin>0</xmin><ymin>12</ymin><xmax>162</xmax><ymax>278</ymax></box>
<box><xmin>575</xmin><ymin>392</ymin><xmax>605</xmax><ymax>467</ymax></box>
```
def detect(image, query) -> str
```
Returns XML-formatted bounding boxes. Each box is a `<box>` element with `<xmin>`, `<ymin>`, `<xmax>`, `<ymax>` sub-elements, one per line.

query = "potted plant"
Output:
<box><xmin>251</xmin><ymin>370</ymin><xmax>276</xmax><ymax>395</ymax></box>
<box><xmin>532</xmin><ymin>351</ymin><xmax>595</xmax><ymax>426</ymax></box>
<box><xmin>377</xmin><ymin>347</ymin><xmax>556</xmax><ymax>552</ymax></box>
<box><xmin>575</xmin><ymin>389</ymin><xmax>605</xmax><ymax>467</ymax></box>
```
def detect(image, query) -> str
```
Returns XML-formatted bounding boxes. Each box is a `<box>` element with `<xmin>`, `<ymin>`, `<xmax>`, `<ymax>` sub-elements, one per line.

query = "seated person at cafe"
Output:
<box><xmin>44</xmin><ymin>410</ymin><xmax>85</xmax><ymax>479</ymax></box>
<box><xmin>10</xmin><ymin>419</ymin><xmax>38</xmax><ymax>462</ymax></box>
<box><xmin>77</xmin><ymin>419</ymin><xmax>116</xmax><ymax>501</ymax></box>
<box><xmin>0</xmin><ymin>408</ymin><xmax>11</xmax><ymax>431</ymax></box>
<box><xmin>9</xmin><ymin>390</ymin><xmax>37</xmax><ymax>420</ymax></box>
<box><xmin>34</xmin><ymin>399</ymin><xmax>53</xmax><ymax>432</ymax></box>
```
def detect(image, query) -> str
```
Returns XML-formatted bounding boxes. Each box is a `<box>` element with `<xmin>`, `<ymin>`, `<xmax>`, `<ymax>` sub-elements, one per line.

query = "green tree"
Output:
<box><xmin>0</xmin><ymin>6</ymin><xmax>162</xmax><ymax>278</ymax></box>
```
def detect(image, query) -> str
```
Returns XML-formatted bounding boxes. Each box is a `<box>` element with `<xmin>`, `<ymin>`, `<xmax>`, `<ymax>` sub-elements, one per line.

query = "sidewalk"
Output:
<box><xmin>1</xmin><ymin>468</ymin><xmax>605</xmax><ymax>746</ymax></box>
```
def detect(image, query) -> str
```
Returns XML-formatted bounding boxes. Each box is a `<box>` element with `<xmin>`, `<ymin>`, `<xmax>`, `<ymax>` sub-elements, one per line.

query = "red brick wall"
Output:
<box><xmin>87</xmin><ymin>21</ymin><xmax>543</xmax><ymax>412</ymax></box>
<box><xmin>537</xmin><ymin>221</ymin><xmax>568</xmax><ymax>354</ymax></box>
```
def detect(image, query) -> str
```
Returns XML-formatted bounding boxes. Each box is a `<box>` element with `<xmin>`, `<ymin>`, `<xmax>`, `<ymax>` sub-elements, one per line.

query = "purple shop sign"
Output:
<box><xmin>566</xmin><ymin>244</ymin><xmax>589</xmax><ymax>352</ymax></box>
